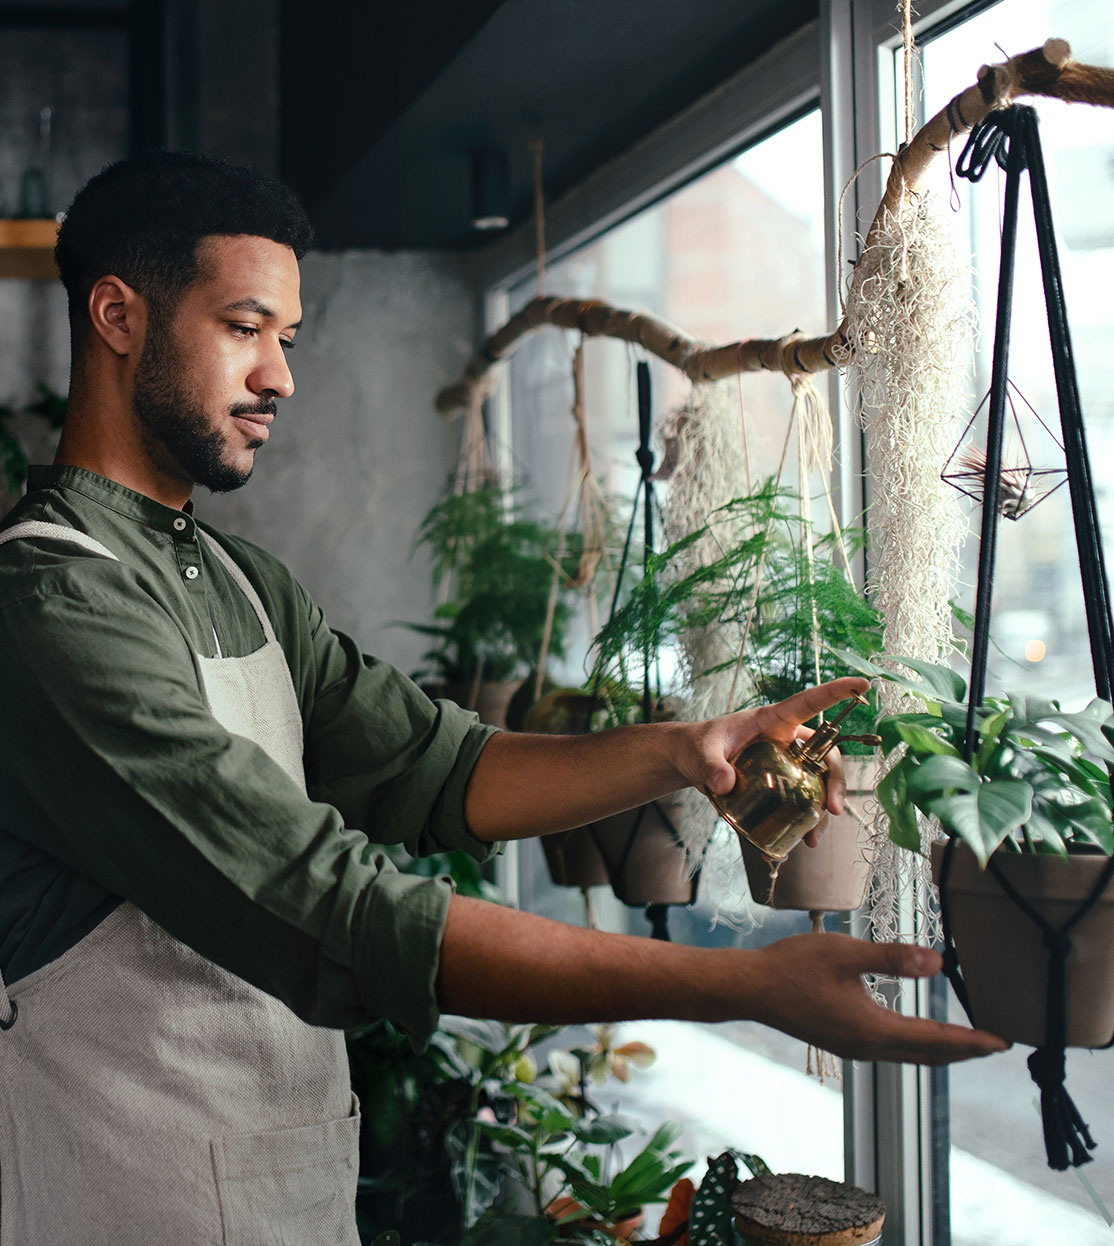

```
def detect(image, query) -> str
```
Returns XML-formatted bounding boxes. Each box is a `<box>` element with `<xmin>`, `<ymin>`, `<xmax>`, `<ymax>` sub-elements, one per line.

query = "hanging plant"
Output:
<box><xmin>591</xmin><ymin>478</ymin><xmax>883</xmax><ymax>738</ymax></box>
<box><xmin>404</xmin><ymin>485</ymin><xmax>584</xmax><ymax>720</ymax></box>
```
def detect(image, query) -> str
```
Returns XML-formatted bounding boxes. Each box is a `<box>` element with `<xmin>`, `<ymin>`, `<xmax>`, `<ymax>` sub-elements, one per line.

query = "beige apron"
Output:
<box><xmin>0</xmin><ymin>522</ymin><xmax>360</xmax><ymax>1245</ymax></box>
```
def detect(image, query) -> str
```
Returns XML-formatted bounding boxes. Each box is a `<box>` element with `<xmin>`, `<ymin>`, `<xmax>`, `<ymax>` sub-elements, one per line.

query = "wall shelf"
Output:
<box><xmin>0</xmin><ymin>219</ymin><xmax>59</xmax><ymax>280</ymax></box>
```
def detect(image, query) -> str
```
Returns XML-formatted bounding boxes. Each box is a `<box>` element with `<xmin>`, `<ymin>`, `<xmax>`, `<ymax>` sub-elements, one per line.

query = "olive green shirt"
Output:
<box><xmin>0</xmin><ymin>466</ymin><xmax>499</xmax><ymax>1044</ymax></box>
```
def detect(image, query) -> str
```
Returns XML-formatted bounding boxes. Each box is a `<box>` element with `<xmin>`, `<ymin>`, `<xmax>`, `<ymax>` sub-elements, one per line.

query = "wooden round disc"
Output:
<box><xmin>731</xmin><ymin>1172</ymin><xmax>886</xmax><ymax>1246</ymax></box>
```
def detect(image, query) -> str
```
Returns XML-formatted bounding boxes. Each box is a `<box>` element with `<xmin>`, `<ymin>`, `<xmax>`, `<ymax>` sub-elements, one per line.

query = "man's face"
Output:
<box><xmin>132</xmin><ymin>235</ymin><xmax>302</xmax><ymax>494</ymax></box>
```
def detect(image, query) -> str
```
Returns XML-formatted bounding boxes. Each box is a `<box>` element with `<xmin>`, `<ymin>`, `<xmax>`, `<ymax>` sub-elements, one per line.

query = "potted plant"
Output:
<box><xmin>522</xmin><ymin>683</ymin><xmax>697</xmax><ymax>908</ymax></box>
<box><xmin>590</xmin><ymin>478</ymin><xmax>883</xmax><ymax>914</ymax></box>
<box><xmin>406</xmin><ymin>485</ymin><xmax>581</xmax><ymax>727</ymax></box>
<box><xmin>838</xmin><ymin>650</ymin><xmax>1114</xmax><ymax>1048</ymax></box>
<box><xmin>458</xmin><ymin>1031</ymin><xmax>692</xmax><ymax>1246</ymax></box>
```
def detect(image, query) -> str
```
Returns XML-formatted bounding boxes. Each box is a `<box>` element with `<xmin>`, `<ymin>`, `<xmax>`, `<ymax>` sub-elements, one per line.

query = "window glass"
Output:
<box><xmin>915</xmin><ymin>3</ymin><xmax>1114</xmax><ymax>1240</ymax></box>
<box><xmin>501</xmin><ymin>109</ymin><xmax>850</xmax><ymax>1197</ymax></box>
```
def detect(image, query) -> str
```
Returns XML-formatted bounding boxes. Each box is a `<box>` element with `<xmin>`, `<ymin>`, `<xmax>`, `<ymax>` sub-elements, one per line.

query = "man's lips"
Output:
<box><xmin>230</xmin><ymin>409</ymin><xmax>273</xmax><ymax>441</ymax></box>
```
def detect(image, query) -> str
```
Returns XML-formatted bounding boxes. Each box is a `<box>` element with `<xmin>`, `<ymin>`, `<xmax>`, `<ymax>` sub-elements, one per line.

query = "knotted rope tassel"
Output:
<box><xmin>1027</xmin><ymin>928</ymin><xmax>1096</xmax><ymax>1171</ymax></box>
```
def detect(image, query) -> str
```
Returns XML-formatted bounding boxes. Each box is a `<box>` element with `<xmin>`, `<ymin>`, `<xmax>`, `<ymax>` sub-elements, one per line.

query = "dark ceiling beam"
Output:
<box><xmin>278</xmin><ymin>0</ymin><xmax>510</xmax><ymax>212</ymax></box>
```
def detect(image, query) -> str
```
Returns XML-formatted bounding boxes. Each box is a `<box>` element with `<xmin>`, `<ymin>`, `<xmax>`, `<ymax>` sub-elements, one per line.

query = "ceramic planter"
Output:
<box><xmin>931</xmin><ymin>841</ymin><xmax>1114</xmax><ymax>1048</ymax></box>
<box><xmin>547</xmin><ymin>1197</ymin><xmax>644</xmax><ymax>1242</ymax></box>
<box><xmin>542</xmin><ymin>792</ymin><xmax>696</xmax><ymax>905</ymax></box>
<box><xmin>740</xmin><ymin>758</ymin><xmax>876</xmax><ymax>912</ymax></box>
<box><xmin>541</xmin><ymin>826</ymin><xmax>611</xmax><ymax>889</ymax></box>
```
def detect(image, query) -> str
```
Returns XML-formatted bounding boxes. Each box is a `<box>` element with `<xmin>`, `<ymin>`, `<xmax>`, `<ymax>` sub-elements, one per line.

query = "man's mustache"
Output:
<box><xmin>229</xmin><ymin>401</ymin><xmax>277</xmax><ymax>418</ymax></box>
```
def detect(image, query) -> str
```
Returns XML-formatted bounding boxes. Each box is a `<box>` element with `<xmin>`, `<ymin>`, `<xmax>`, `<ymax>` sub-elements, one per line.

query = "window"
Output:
<box><xmin>482</xmin><ymin>3</ymin><xmax>1114</xmax><ymax>1239</ymax></box>
<box><xmin>497</xmin><ymin>104</ymin><xmax>852</xmax><ymax>1211</ymax></box>
<box><xmin>911</xmin><ymin>2</ymin><xmax>1114</xmax><ymax>1241</ymax></box>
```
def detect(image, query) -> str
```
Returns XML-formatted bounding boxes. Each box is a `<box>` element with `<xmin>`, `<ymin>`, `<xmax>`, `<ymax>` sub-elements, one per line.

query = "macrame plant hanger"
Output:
<box><xmin>587</xmin><ymin>360</ymin><xmax>698</xmax><ymax>940</ymax></box>
<box><xmin>937</xmin><ymin>103</ymin><xmax>1114</xmax><ymax>1172</ymax></box>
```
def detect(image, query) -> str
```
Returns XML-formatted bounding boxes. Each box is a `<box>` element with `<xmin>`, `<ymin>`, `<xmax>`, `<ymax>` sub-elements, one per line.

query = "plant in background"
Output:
<box><xmin>348</xmin><ymin>850</ymin><xmax>504</xmax><ymax>1244</ymax></box>
<box><xmin>837</xmin><ymin>652</ymin><xmax>1114</xmax><ymax>865</ymax></box>
<box><xmin>0</xmin><ymin>382</ymin><xmax>66</xmax><ymax>496</ymax></box>
<box><xmin>406</xmin><ymin>485</ymin><xmax>584</xmax><ymax>689</ymax></box>
<box><xmin>590</xmin><ymin>478</ymin><xmax>883</xmax><ymax>743</ymax></box>
<box><xmin>351</xmin><ymin>1011</ymin><xmax>673</xmax><ymax>1246</ymax></box>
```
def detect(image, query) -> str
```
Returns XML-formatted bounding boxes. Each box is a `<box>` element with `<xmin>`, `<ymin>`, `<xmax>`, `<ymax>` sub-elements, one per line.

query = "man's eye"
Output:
<box><xmin>231</xmin><ymin>324</ymin><xmax>258</xmax><ymax>337</ymax></box>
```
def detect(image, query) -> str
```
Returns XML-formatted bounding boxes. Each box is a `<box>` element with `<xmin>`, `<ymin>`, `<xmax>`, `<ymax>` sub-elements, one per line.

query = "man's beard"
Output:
<box><xmin>132</xmin><ymin>318</ymin><xmax>269</xmax><ymax>495</ymax></box>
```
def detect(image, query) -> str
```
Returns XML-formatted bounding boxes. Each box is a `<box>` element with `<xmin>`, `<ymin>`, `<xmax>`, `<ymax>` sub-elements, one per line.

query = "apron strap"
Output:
<box><xmin>0</xmin><ymin>965</ymin><xmax>17</xmax><ymax>1030</ymax></box>
<box><xmin>0</xmin><ymin>520</ymin><xmax>119</xmax><ymax>560</ymax></box>
<box><xmin>199</xmin><ymin>531</ymin><xmax>278</xmax><ymax>646</ymax></box>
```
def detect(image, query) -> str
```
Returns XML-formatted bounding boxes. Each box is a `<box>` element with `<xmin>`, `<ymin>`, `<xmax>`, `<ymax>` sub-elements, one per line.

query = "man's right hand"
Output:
<box><xmin>436</xmin><ymin>896</ymin><xmax>1008</xmax><ymax>1067</ymax></box>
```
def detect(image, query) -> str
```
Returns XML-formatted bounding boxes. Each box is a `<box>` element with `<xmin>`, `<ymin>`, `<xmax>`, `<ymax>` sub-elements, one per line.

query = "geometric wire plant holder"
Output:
<box><xmin>942</xmin><ymin>377</ymin><xmax>1068</xmax><ymax>520</ymax></box>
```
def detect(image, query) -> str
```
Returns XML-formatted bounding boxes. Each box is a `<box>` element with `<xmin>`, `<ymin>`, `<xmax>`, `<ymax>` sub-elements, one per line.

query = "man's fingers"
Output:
<box><xmin>856</xmin><ymin>941</ymin><xmax>1010</xmax><ymax>1061</ymax></box>
<box><xmin>755</xmin><ymin>677</ymin><xmax>870</xmax><ymax>734</ymax></box>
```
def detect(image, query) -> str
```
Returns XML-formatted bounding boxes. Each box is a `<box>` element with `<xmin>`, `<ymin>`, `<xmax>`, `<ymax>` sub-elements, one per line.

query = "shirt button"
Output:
<box><xmin>184</xmin><ymin>565</ymin><xmax>199</xmax><ymax>581</ymax></box>
<box><xmin>173</xmin><ymin>517</ymin><xmax>188</xmax><ymax>532</ymax></box>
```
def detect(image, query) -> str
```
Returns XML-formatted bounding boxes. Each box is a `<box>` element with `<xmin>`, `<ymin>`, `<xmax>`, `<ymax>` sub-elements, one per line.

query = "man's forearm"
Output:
<box><xmin>461</xmin><ymin>677</ymin><xmax>869</xmax><ymax>843</ymax></box>
<box><xmin>462</xmin><ymin>724</ymin><xmax>686</xmax><ymax>842</ymax></box>
<box><xmin>435</xmin><ymin>895</ymin><xmax>1010</xmax><ymax>1067</ymax></box>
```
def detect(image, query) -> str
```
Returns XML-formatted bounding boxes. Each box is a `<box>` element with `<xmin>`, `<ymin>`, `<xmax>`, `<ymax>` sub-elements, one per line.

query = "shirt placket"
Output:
<box><xmin>168</xmin><ymin>514</ymin><xmax>213</xmax><ymax>646</ymax></box>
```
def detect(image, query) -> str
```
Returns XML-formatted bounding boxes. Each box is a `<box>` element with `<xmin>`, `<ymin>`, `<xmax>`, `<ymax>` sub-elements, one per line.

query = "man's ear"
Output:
<box><xmin>87</xmin><ymin>275</ymin><xmax>147</xmax><ymax>358</ymax></box>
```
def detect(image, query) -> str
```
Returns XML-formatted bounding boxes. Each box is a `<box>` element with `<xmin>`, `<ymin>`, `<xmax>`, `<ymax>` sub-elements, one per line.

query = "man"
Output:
<box><xmin>0</xmin><ymin>153</ymin><xmax>1005</xmax><ymax>1244</ymax></box>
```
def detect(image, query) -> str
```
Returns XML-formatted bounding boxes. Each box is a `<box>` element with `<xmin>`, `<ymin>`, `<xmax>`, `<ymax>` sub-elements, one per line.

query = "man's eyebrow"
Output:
<box><xmin>222</xmin><ymin>297</ymin><xmax>302</xmax><ymax>330</ymax></box>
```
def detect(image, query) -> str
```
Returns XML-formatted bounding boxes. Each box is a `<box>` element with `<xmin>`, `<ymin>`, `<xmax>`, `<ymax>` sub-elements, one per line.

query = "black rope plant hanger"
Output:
<box><xmin>936</xmin><ymin>104</ymin><xmax>1114</xmax><ymax>1172</ymax></box>
<box><xmin>585</xmin><ymin>360</ymin><xmax>699</xmax><ymax>942</ymax></box>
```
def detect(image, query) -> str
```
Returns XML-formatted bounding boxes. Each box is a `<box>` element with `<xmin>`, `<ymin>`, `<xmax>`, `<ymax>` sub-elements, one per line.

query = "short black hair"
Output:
<box><xmin>56</xmin><ymin>150</ymin><xmax>314</xmax><ymax>329</ymax></box>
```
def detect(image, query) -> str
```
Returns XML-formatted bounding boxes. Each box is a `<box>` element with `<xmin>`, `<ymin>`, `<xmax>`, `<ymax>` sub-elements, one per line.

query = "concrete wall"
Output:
<box><xmin>202</xmin><ymin>249</ymin><xmax>474</xmax><ymax>673</ymax></box>
<box><xmin>0</xmin><ymin>248</ymin><xmax>475</xmax><ymax>674</ymax></box>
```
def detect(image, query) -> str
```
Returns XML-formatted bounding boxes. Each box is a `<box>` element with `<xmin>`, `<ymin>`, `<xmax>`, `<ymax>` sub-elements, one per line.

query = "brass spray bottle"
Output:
<box><xmin>707</xmin><ymin>691</ymin><xmax>880</xmax><ymax>860</ymax></box>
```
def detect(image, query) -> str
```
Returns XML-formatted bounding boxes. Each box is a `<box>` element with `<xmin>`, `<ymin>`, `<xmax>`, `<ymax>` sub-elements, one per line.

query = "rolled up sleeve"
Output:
<box><xmin>0</xmin><ymin>556</ymin><xmax>495</xmax><ymax>1045</ymax></box>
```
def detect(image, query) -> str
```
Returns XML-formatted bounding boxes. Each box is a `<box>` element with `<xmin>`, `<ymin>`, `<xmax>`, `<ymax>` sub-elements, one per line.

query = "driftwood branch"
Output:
<box><xmin>436</xmin><ymin>39</ymin><xmax>1114</xmax><ymax>416</ymax></box>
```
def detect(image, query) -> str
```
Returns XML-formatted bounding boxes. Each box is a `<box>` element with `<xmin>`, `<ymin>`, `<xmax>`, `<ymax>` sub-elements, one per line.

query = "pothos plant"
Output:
<box><xmin>835</xmin><ymin>651</ymin><xmax>1114</xmax><ymax>867</ymax></box>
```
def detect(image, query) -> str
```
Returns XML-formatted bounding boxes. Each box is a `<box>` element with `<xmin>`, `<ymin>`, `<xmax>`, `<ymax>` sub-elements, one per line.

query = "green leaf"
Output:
<box><xmin>974</xmin><ymin>708</ymin><xmax>1010</xmax><ymax>773</ymax></box>
<box><xmin>876</xmin><ymin>758</ymin><xmax>922</xmax><ymax>853</ymax></box>
<box><xmin>924</xmin><ymin>780</ymin><xmax>1033</xmax><ymax>866</ymax></box>
<box><xmin>878</xmin><ymin>712</ymin><xmax>944</xmax><ymax>755</ymax></box>
<box><xmin>905</xmin><ymin>754</ymin><xmax>981</xmax><ymax>799</ymax></box>
<box><xmin>573</xmin><ymin>1116</ymin><xmax>635</xmax><ymax>1146</ymax></box>
<box><xmin>1020</xmin><ymin>807</ymin><xmax>1069</xmax><ymax>856</ymax></box>
<box><xmin>894</xmin><ymin>719</ymin><xmax>961</xmax><ymax>758</ymax></box>
<box><xmin>1043</xmin><ymin>701</ymin><xmax>1114</xmax><ymax>762</ymax></box>
<box><xmin>830</xmin><ymin>649</ymin><xmax>967</xmax><ymax>703</ymax></box>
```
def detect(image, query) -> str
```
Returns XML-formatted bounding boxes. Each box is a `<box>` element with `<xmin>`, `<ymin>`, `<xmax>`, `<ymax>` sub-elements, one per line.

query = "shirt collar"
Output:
<box><xmin>26</xmin><ymin>465</ymin><xmax>196</xmax><ymax>533</ymax></box>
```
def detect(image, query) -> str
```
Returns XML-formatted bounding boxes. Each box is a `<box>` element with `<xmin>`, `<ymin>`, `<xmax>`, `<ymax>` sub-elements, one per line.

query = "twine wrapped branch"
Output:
<box><xmin>435</xmin><ymin>38</ymin><xmax>1114</xmax><ymax>416</ymax></box>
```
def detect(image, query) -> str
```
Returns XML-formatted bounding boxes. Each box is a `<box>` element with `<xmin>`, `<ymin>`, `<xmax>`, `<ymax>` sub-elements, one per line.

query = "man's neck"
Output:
<box><xmin>54</xmin><ymin>419</ymin><xmax>194</xmax><ymax>511</ymax></box>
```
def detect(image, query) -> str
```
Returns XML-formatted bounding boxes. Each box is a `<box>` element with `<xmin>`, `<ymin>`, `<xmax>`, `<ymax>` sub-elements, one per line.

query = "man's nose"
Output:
<box><xmin>249</xmin><ymin>342</ymin><xmax>295</xmax><ymax>399</ymax></box>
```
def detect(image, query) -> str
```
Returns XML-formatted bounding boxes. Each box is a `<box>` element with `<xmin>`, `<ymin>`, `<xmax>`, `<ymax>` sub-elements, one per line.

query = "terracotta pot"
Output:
<box><xmin>427</xmin><ymin>679</ymin><xmax>522</xmax><ymax>729</ymax></box>
<box><xmin>740</xmin><ymin>758</ymin><xmax>876</xmax><ymax>912</ymax></box>
<box><xmin>543</xmin><ymin>792</ymin><xmax>696</xmax><ymax>905</ymax></box>
<box><xmin>931</xmin><ymin>841</ymin><xmax>1114</xmax><ymax>1048</ymax></box>
<box><xmin>591</xmin><ymin>792</ymin><xmax>696</xmax><ymax>906</ymax></box>
<box><xmin>541</xmin><ymin>826</ymin><xmax>611</xmax><ymax>888</ymax></box>
<box><xmin>547</xmin><ymin>1196</ymin><xmax>644</xmax><ymax>1241</ymax></box>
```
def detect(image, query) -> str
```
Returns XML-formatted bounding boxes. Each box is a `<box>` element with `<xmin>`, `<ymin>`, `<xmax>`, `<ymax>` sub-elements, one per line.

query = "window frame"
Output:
<box><xmin>476</xmin><ymin>5</ymin><xmax>1005</xmax><ymax>1240</ymax></box>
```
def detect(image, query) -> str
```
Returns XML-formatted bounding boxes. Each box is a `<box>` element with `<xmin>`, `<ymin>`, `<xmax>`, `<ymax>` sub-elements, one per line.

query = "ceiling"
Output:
<box><xmin>279</xmin><ymin>0</ymin><xmax>818</xmax><ymax>251</ymax></box>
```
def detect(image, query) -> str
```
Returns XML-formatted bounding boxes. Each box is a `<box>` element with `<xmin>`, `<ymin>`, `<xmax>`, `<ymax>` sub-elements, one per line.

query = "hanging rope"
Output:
<box><xmin>901</xmin><ymin>0</ymin><xmax>918</xmax><ymax>148</ymax></box>
<box><xmin>940</xmin><ymin>105</ymin><xmax>1114</xmax><ymax>1172</ymax></box>
<box><xmin>435</xmin><ymin>41</ymin><xmax>1104</xmax><ymax>417</ymax></box>
<box><xmin>531</xmin><ymin>135</ymin><xmax>547</xmax><ymax>297</ymax></box>
<box><xmin>533</xmin><ymin>338</ymin><xmax>612</xmax><ymax>702</ymax></box>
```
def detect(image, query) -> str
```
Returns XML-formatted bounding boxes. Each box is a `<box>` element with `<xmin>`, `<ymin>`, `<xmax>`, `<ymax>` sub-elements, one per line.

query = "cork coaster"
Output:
<box><xmin>731</xmin><ymin>1172</ymin><xmax>885</xmax><ymax>1246</ymax></box>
